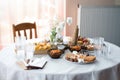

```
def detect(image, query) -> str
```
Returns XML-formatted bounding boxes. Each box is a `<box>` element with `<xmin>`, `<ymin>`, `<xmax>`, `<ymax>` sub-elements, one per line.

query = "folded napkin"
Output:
<box><xmin>17</xmin><ymin>58</ymin><xmax>47</xmax><ymax>70</ymax></box>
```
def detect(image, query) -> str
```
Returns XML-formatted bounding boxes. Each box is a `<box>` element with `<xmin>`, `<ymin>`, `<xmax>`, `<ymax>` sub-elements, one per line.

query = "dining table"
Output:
<box><xmin>0</xmin><ymin>40</ymin><xmax>120</xmax><ymax>80</ymax></box>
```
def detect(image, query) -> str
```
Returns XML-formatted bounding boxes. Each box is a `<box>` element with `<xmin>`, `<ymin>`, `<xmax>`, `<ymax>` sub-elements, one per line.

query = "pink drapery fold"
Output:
<box><xmin>0</xmin><ymin>0</ymin><xmax>65</xmax><ymax>48</ymax></box>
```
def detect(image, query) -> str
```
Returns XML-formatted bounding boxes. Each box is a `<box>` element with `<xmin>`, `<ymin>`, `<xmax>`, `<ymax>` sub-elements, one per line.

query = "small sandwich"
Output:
<box><xmin>65</xmin><ymin>53</ymin><xmax>96</xmax><ymax>63</ymax></box>
<box><xmin>69</xmin><ymin>45</ymin><xmax>81</xmax><ymax>52</ymax></box>
<box><xmin>77</xmin><ymin>53</ymin><xmax>96</xmax><ymax>63</ymax></box>
<box><xmin>65</xmin><ymin>53</ymin><xmax>78</xmax><ymax>62</ymax></box>
<box><xmin>83</xmin><ymin>56</ymin><xmax>96</xmax><ymax>63</ymax></box>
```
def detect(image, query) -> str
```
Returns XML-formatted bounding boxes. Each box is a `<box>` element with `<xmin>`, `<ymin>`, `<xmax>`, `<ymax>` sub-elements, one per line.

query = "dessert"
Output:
<box><xmin>77</xmin><ymin>54</ymin><xmax>87</xmax><ymax>59</ymax></box>
<box><xmin>65</xmin><ymin>53</ymin><xmax>96</xmax><ymax>63</ymax></box>
<box><xmin>84</xmin><ymin>56</ymin><xmax>96</xmax><ymax>63</ymax></box>
<box><xmin>81</xmin><ymin>46</ymin><xmax>87</xmax><ymax>50</ymax></box>
<box><xmin>77</xmin><ymin>36</ymin><xmax>90</xmax><ymax>45</ymax></box>
<box><xmin>86</xmin><ymin>45</ymin><xmax>94</xmax><ymax>51</ymax></box>
<box><xmin>69</xmin><ymin>45</ymin><xmax>81</xmax><ymax>52</ymax></box>
<box><xmin>77</xmin><ymin>54</ymin><xmax>96</xmax><ymax>63</ymax></box>
<box><xmin>65</xmin><ymin>53</ymin><xmax>78</xmax><ymax>62</ymax></box>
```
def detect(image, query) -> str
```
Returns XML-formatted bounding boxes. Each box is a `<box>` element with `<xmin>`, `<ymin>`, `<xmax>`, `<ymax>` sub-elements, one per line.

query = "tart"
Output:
<box><xmin>69</xmin><ymin>45</ymin><xmax>81</xmax><ymax>52</ymax></box>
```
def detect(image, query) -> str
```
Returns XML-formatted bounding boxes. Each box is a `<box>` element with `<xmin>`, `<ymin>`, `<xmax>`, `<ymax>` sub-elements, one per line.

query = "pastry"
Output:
<box><xmin>77</xmin><ymin>53</ymin><xmax>96</xmax><ymax>62</ymax></box>
<box><xmin>34</xmin><ymin>42</ymin><xmax>51</xmax><ymax>54</ymax></box>
<box><xmin>77</xmin><ymin>36</ymin><xmax>90</xmax><ymax>45</ymax></box>
<box><xmin>84</xmin><ymin>56</ymin><xmax>96</xmax><ymax>63</ymax></box>
<box><xmin>35</xmin><ymin>42</ymin><xmax>51</xmax><ymax>51</ymax></box>
<box><xmin>65</xmin><ymin>53</ymin><xmax>78</xmax><ymax>62</ymax></box>
<box><xmin>87</xmin><ymin>45</ymin><xmax>94</xmax><ymax>51</ymax></box>
<box><xmin>65</xmin><ymin>53</ymin><xmax>96</xmax><ymax>63</ymax></box>
<box><xmin>70</xmin><ymin>45</ymin><xmax>81</xmax><ymax>51</ymax></box>
<box><xmin>49</xmin><ymin>49</ymin><xmax>62</xmax><ymax>58</ymax></box>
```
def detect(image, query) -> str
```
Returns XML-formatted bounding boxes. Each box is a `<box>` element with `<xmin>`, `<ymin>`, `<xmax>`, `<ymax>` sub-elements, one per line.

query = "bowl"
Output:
<box><xmin>48</xmin><ymin>49</ymin><xmax>63</xmax><ymax>59</ymax></box>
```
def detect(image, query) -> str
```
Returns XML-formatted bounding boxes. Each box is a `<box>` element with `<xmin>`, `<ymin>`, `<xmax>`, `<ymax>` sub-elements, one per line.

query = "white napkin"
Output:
<box><xmin>28</xmin><ymin>58</ymin><xmax>47</xmax><ymax>68</ymax></box>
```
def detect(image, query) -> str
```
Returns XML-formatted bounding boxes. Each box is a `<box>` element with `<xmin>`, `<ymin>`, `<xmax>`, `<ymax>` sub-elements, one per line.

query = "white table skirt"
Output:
<box><xmin>0</xmin><ymin>42</ymin><xmax>120</xmax><ymax>80</ymax></box>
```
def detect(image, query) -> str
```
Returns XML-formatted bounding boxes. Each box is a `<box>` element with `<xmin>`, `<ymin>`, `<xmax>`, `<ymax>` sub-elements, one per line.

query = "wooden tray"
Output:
<box><xmin>34</xmin><ymin>49</ymin><xmax>49</xmax><ymax>55</ymax></box>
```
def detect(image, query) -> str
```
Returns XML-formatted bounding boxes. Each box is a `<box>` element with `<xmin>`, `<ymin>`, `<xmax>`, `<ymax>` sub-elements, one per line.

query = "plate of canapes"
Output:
<box><xmin>77</xmin><ymin>36</ymin><xmax>96</xmax><ymax>51</ymax></box>
<box><xmin>68</xmin><ymin>44</ymin><xmax>95</xmax><ymax>53</ymax></box>
<box><xmin>65</xmin><ymin>51</ymin><xmax>96</xmax><ymax>64</ymax></box>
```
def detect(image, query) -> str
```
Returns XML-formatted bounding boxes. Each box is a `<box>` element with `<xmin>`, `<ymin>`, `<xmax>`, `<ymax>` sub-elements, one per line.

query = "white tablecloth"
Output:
<box><xmin>0</xmin><ymin>42</ymin><xmax>120</xmax><ymax>80</ymax></box>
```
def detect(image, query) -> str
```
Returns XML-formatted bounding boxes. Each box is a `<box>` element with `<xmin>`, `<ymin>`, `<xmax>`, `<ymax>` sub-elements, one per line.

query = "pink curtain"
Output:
<box><xmin>0</xmin><ymin>0</ymin><xmax>65</xmax><ymax>48</ymax></box>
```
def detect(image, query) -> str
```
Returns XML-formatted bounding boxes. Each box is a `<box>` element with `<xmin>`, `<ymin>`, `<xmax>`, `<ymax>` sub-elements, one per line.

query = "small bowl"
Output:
<box><xmin>57</xmin><ymin>44</ymin><xmax>68</xmax><ymax>51</ymax></box>
<box><xmin>48</xmin><ymin>49</ymin><xmax>63</xmax><ymax>59</ymax></box>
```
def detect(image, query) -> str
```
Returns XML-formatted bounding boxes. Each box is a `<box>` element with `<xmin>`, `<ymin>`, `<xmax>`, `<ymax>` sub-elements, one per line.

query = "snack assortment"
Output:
<box><xmin>33</xmin><ymin>36</ymin><xmax>96</xmax><ymax>64</ymax></box>
<box><xmin>68</xmin><ymin>36</ymin><xmax>95</xmax><ymax>52</ymax></box>
<box><xmin>35</xmin><ymin>42</ymin><xmax>51</xmax><ymax>51</ymax></box>
<box><xmin>77</xmin><ymin>54</ymin><xmax>96</xmax><ymax>63</ymax></box>
<box><xmin>65</xmin><ymin>53</ymin><xmax>78</xmax><ymax>62</ymax></box>
<box><xmin>77</xmin><ymin>36</ymin><xmax>90</xmax><ymax>45</ymax></box>
<box><xmin>69</xmin><ymin>45</ymin><xmax>81</xmax><ymax>52</ymax></box>
<box><xmin>86</xmin><ymin>45</ymin><xmax>94</xmax><ymax>51</ymax></box>
<box><xmin>34</xmin><ymin>42</ymin><xmax>51</xmax><ymax>54</ymax></box>
<box><xmin>65</xmin><ymin>53</ymin><xmax>96</xmax><ymax>63</ymax></box>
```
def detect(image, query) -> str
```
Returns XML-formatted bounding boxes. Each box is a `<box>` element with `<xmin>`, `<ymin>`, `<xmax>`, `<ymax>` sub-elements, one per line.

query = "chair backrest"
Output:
<box><xmin>13</xmin><ymin>22</ymin><xmax>37</xmax><ymax>42</ymax></box>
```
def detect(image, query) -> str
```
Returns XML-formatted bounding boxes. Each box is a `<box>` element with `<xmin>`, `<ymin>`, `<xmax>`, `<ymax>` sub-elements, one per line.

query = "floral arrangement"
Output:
<box><xmin>50</xmin><ymin>17</ymin><xmax>65</xmax><ymax>43</ymax></box>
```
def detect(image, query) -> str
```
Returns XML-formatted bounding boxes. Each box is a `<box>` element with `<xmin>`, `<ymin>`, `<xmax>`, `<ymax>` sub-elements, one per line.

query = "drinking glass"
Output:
<box><xmin>92</xmin><ymin>37</ymin><xmax>104</xmax><ymax>56</ymax></box>
<box><xmin>93</xmin><ymin>37</ymin><xmax>104</xmax><ymax>50</ymax></box>
<box><xmin>101</xmin><ymin>43</ymin><xmax>111</xmax><ymax>58</ymax></box>
<box><xmin>15</xmin><ymin>36</ymin><xmax>26</xmax><ymax>61</ymax></box>
<box><xmin>25</xmin><ymin>43</ymin><xmax>34</xmax><ymax>60</ymax></box>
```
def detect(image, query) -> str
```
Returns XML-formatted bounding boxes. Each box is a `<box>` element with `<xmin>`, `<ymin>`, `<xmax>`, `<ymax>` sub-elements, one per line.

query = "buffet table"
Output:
<box><xmin>0</xmin><ymin>42</ymin><xmax>120</xmax><ymax>80</ymax></box>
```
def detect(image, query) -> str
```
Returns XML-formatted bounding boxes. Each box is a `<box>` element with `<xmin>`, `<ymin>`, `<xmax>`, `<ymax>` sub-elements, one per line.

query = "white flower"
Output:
<box><xmin>56</xmin><ymin>21</ymin><xmax>65</xmax><ymax>33</ymax></box>
<box><xmin>49</xmin><ymin>16</ymin><xmax>65</xmax><ymax>42</ymax></box>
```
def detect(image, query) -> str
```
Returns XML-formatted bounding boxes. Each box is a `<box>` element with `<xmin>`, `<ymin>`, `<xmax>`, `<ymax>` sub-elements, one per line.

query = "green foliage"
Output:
<box><xmin>50</xmin><ymin>27</ymin><xmax>57</xmax><ymax>42</ymax></box>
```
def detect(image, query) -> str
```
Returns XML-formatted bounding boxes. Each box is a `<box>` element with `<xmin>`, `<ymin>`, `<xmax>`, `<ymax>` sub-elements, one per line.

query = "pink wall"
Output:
<box><xmin>66</xmin><ymin>0</ymin><xmax>115</xmax><ymax>37</ymax></box>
